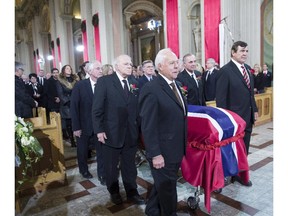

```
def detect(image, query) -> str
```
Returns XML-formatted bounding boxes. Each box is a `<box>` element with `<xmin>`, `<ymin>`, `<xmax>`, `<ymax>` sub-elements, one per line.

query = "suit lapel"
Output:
<box><xmin>229</xmin><ymin>61</ymin><xmax>250</xmax><ymax>90</ymax></box>
<box><xmin>84</xmin><ymin>79</ymin><xmax>93</xmax><ymax>99</ymax></box>
<box><xmin>183</xmin><ymin>70</ymin><xmax>198</xmax><ymax>89</ymax></box>
<box><xmin>158</xmin><ymin>75</ymin><xmax>185</xmax><ymax>111</ymax></box>
<box><xmin>112</xmin><ymin>73</ymin><xmax>128</xmax><ymax>101</ymax></box>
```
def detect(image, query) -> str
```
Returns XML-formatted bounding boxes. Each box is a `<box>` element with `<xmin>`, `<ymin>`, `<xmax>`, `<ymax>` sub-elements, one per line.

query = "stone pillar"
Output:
<box><xmin>49</xmin><ymin>0</ymin><xmax>59</xmax><ymax>68</ymax></box>
<box><xmin>80</xmin><ymin>0</ymin><xmax>95</xmax><ymax>61</ymax></box>
<box><xmin>111</xmin><ymin>0</ymin><xmax>124</xmax><ymax>57</ymax></box>
<box><xmin>92</xmin><ymin>0</ymin><xmax>114</xmax><ymax>64</ymax></box>
<box><xmin>58</xmin><ymin>14</ymin><xmax>75</xmax><ymax>69</ymax></box>
<box><xmin>39</xmin><ymin>32</ymin><xmax>51</xmax><ymax>73</ymax></box>
<box><xmin>16</xmin><ymin>29</ymin><xmax>34</xmax><ymax>73</ymax></box>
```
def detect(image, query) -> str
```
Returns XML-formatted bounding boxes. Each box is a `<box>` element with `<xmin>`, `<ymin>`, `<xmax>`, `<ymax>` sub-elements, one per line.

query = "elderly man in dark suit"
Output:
<box><xmin>177</xmin><ymin>53</ymin><xmax>206</xmax><ymax>106</ymax></box>
<box><xmin>70</xmin><ymin>61</ymin><xmax>105</xmax><ymax>183</ymax></box>
<box><xmin>202</xmin><ymin>58</ymin><xmax>218</xmax><ymax>101</ymax></box>
<box><xmin>139</xmin><ymin>48</ymin><xmax>187</xmax><ymax>216</ymax></box>
<box><xmin>92</xmin><ymin>55</ymin><xmax>144</xmax><ymax>205</ymax></box>
<box><xmin>15</xmin><ymin>62</ymin><xmax>38</xmax><ymax>118</ymax></box>
<box><xmin>216</xmin><ymin>41</ymin><xmax>258</xmax><ymax>186</ymax></box>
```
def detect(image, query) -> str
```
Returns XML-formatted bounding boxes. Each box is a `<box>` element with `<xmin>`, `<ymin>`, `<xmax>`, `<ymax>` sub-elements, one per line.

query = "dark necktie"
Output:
<box><xmin>191</xmin><ymin>73</ymin><xmax>199</xmax><ymax>87</ymax></box>
<box><xmin>93</xmin><ymin>83</ymin><xmax>96</xmax><ymax>94</ymax></box>
<box><xmin>170</xmin><ymin>82</ymin><xmax>183</xmax><ymax>109</ymax></box>
<box><xmin>122</xmin><ymin>80</ymin><xmax>129</xmax><ymax>98</ymax></box>
<box><xmin>206</xmin><ymin>71</ymin><xmax>211</xmax><ymax>81</ymax></box>
<box><xmin>241</xmin><ymin>65</ymin><xmax>250</xmax><ymax>88</ymax></box>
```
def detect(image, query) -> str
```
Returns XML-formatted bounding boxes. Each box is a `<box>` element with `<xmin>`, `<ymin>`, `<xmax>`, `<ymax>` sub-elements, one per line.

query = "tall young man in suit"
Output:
<box><xmin>92</xmin><ymin>55</ymin><xmax>144</xmax><ymax>205</ymax></box>
<box><xmin>70</xmin><ymin>61</ymin><xmax>105</xmax><ymax>182</ymax></box>
<box><xmin>177</xmin><ymin>53</ymin><xmax>206</xmax><ymax>106</ymax></box>
<box><xmin>46</xmin><ymin>68</ymin><xmax>60</xmax><ymax>113</ymax></box>
<box><xmin>139</xmin><ymin>48</ymin><xmax>187</xmax><ymax>216</ymax></box>
<box><xmin>215</xmin><ymin>41</ymin><xmax>258</xmax><ymax>186</ymax></box>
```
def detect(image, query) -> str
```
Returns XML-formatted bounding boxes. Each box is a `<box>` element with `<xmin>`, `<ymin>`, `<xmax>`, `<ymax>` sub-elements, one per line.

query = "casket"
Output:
<box><xmin>181</xmin><ymin>105</ymin><xmax>250</xmax><ymax>213</ymax></box>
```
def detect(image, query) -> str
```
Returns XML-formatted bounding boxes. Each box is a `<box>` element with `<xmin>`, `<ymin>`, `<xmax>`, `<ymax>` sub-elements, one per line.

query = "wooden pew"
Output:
<box><xmin>206</xmin><ymin>88</ymin><xmax>273</xmax><ymax>126</ymax></box>
<box><xmin>16</xmin><ymin>108</ymin><xmax>67</xmax><ymax>212</ymax></box>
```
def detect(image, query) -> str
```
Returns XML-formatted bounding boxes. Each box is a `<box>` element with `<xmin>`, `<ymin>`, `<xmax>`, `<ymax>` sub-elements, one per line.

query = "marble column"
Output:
<box><xmin>80</xmin><ymin>0</ymin><xmax>95</xmax><ymax>61</ymax></box>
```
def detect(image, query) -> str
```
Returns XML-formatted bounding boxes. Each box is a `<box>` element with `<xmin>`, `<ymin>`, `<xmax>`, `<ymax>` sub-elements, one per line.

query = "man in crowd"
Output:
<box><xmin>138</xmin><ymin>60</ymin><xmax>155</xmax><ymax>90</ymax></box>
<box><xmin>46</xmin><ymin>68</ymin><xmax>60</xmax><ymax>114</ymax></box>
<box><xmin>262</xmin><ymin>63</ymin><xmax>273</xmax><ymax>88</ymax></box>
<box><xmin>70</xmin><ymin>61</ymin><xmax>105</xmax><ymax>183</ymax></box>
<box><xmin>15</xmin><ymin>62</ymin><xmax>38</xmax><ymax>118</ymax></box>
<box><xmin>92</xmin><ymin>54</ymin><xmax>144</xmax><ymax>205</ymax></box>
<box><xmin>202</xmin><ymin>58</ymin><xmax>218</xmax><ymax>101</ymax></box>
<box><xmin>139</xmin><ymin>48</ymin><xmax>187</xmax><ymax>216</ymax></box>
<box><xmin>177</xmin><ymin>53</ymin><xmax>206</xmax><ymax>106</ymax></box>
<box><xmin>215</xmin><ymin>41</ymin><xmax>258</xmax><ymax>186</ymax></box>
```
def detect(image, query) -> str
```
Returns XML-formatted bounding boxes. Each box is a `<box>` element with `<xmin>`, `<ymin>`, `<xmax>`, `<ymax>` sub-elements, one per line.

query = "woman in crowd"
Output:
<box><xmin>57</xmin><ymin>64</ymin><xmax>79</xmax><ymax>147</ymax></box>
<box><xmin>102</xmin><ymin>64</ymin><xmax>114</xmax><ymax>76</ymax></box>
<box><xmin>253</xmin><ymin>64</ymin><xmax>265</xmax><ymax>94</ymax></box>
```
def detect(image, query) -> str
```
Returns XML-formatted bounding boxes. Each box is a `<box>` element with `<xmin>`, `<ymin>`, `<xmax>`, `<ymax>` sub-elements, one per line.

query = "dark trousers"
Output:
<box><xmin>94</xmin><ymin>138</ymin><xmax>105</xmax><ymax>178</ymax></box>
<box><xmin>76</xmin><ymin>134</ymin><xmax>91</xmax><ymax>174</ymax></box>
<box><xmin>76</xmin><ymin>134</ymin><xmax>105</xmax><ymax>178</ymax></box>
<box><xmin>145</xmin><ymin>161</ymin><xmax>180</xmax><ymax>216</ymax></box>
<box><xmin>102</xmin><ymin>143</ymin><xmax>138</xmax><ymax>197</ymax></box>
<box><xmin>244</xmin><ymin>121</ymin><xmax>253</xmax><ymax>155</ymax></box>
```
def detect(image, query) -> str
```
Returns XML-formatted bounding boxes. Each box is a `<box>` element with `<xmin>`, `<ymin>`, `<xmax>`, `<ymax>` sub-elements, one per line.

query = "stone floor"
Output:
<box><xmin>16</xmin><ymin>122</ymin><xmax>273</xmax><ymax>216</ymax></box>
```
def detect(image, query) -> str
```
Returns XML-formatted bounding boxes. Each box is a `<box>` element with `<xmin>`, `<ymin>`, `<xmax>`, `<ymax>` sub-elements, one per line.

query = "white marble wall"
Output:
<box><xmin>221</xmin><ymin>0</ymin><xmax>261</xmax><ymax>66</ymax></box>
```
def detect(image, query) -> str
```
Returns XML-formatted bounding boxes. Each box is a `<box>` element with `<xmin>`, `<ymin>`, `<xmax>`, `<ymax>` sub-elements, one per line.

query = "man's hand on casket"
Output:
<box><xmin>152</xmin><ymin>155</ymin><xmax>165</xmax><ymax>169</ymax></box>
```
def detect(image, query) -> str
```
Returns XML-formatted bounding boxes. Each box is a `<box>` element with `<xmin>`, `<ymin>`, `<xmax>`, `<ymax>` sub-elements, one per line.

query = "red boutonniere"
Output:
<box><xmin>130</xmin><ymin>84</ymin><xmax>138</xmax><ymax>94</ymax></box>
<box><xmin>180</xmin><ymin>86</ymin><xmax>188</xmax><ymax>97</ymax></box>
<box><xmin>250</xmin><ymin>69</ymin><xmax>255</xmax><ymax>74</ymax></box>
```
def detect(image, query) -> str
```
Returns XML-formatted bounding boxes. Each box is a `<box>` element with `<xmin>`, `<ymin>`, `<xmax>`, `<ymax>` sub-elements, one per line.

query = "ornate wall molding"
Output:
<box><xmin>124</xmin><ymin>0</ymin><xmax>163</xmax><ymax>28</ymax></box>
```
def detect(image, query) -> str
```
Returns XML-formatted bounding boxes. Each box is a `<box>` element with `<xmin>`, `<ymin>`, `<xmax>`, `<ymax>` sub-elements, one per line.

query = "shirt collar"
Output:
<box><xmin>158</xmin><ymin>73</ymin><xmax>174</xmax><ymax>85</ymax></box>
<box><xmin>231</xmin><ymin>58</ymin><xmax>245</xmax><ymax>73</ymax></box>
<box><xmin>89</xmin><ymin>77</ymin><xmax>96</xmax><ymax>86</ymax></box>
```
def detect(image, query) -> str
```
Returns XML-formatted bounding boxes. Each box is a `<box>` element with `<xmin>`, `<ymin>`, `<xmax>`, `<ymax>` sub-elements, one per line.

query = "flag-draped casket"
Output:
<box><xmin>181</xmin><ymin>105</ymin><xmax>250</xmax><ymax>213</ymax></box>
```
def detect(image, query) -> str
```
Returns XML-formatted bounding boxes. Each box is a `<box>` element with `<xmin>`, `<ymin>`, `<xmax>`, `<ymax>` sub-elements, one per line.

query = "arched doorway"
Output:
<box><xmin>124</xmin><ymin>1</ymin><xmax>164</xmax><ymax>65</ymax></box>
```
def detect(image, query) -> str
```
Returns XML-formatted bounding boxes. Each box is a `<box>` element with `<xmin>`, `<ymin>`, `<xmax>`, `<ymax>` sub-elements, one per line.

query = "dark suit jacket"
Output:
<box><xmin>253</xmin><ymin>73</ymin><xmax>265</xmax><ymax>93</ymax></box>
<box><xmin>176</xmin><ymin>69</ymin><xmax>206</xmax><ymax>106</ymax></box>
<box><xmin>37</xmin><ymin>77</ymin><xmax>48</xmax><ymax>107</ymax></box>
<box><xmin>70</xmin><ymin>79</ymin><xmax>94</xmax><ymax>136</ymax></box>
<box><xmin>138</xmin><ymin>75</ymin><xmax>150</xmax><ymax>90</ymax></box>
<box><xmin>263</xmin><ymin>70</ymin><xmax>273</xmax><ymax>87</ymax></box>
<box><xmin>139</xmin><ymin>75</ymin><xmax>187</xmax><ymax>163</ymax></box>
<box><xmin>215</xmin><ymin>60</ymin><xmax>258</xmax><ymax>125</ymax></box>
<box><xmin>202</xmin><ymin>68</ymin><xmax>218</xmax><ymax>101</ymax></box>
<box><xmin>15</xmin><ymin>76</ymin><xmax>36</xmax><ymax>118</ymax></box>
<box><xmin>25</xmin><ymin>82</ymin><xmax>44</xmax><ymax>106</ymax></box>
<box><xmin>92</xmin><ymin>73</ymin><xmax>139</xmax><ymax>148</ymax></box>
<box><xmin>46</xmin><ymin>77</ymin><xmax>60</xmax><ymax>111</ymax></box>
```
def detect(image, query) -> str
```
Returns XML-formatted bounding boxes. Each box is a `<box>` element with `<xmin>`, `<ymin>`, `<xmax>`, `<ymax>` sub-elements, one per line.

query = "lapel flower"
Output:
<box><xmin>180</xmin><ymin>86</ymin><xmax>188</xmax><ymax>97</ymax></box>
<box><xmin>130</xmin><ymin>84</ymin><xmax>138</xmax><ymax>94</ymax></box>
